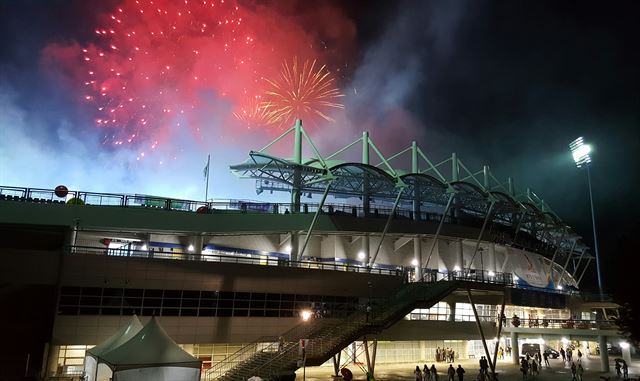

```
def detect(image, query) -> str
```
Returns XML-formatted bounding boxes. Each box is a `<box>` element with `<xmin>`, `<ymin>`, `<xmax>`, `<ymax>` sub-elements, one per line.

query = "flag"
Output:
<box><xmin>203</xmin><ymin>155</ymin><xmax>210</xmax><ymax>181</ymax></box>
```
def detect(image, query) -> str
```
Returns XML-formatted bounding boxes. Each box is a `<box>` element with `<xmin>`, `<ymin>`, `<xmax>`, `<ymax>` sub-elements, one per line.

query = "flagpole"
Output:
<box><xmin>205</xmin><ymin>154</ymin><xmax>210</xmax><ymax>202</ymax></box>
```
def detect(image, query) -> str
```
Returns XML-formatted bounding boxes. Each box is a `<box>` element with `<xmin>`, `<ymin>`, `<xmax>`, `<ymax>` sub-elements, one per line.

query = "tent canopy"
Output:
<box><xmin>99</xmin><ymin>317</ymin><xmax>201</xmax><ymax>371</ymax></box>
<box><xmin>87</xmin><ymin>315</ymin><xmax>143</xmax><ymax>360</ymax></box>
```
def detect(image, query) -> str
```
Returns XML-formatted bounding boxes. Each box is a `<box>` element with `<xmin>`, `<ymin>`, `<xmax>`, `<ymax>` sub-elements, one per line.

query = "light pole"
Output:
<box><xmin>569</xmin><ymin>137</ymin><xmax>602</xmax><ymax>295</ymax></box>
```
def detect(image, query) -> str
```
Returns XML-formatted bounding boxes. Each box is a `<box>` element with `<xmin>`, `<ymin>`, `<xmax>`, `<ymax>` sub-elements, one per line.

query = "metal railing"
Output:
<box><xmin>67</xmin><ymin>246</ymin><xmax>579</xmax><ymax>297</ymax></box>
<box><xmin>0</xmin><ymin>185</ymin><xmax>574</xmax><ymax>259</ymax></box>
<box><xmin>68</xmin><ymin>245</ymin><xmax>403</xmax><ymax>276</ymax></box>
<box><xmin>505</xmin><ymin>317</ymin><xmax>618</xmax><ymax>330</ymax></box>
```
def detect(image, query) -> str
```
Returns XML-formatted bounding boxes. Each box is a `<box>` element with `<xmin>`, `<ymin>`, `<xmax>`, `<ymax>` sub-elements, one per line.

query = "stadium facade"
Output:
<box><xmin>0</xmin><ymin>121</ymin><xmax>628</xmax><ymax>380</ymax></box>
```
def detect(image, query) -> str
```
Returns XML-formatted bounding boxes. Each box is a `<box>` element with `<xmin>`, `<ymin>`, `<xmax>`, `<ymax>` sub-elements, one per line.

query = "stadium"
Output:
<box><xmin>0</xmin><ymin>121</ymin><xmax>628</xmax><ymax>380</ymax></box>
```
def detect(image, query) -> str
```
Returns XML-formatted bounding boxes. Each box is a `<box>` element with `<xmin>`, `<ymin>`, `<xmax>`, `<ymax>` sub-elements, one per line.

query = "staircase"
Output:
<box><xmin>204</xmin><ymin>279</ymin><xmax>460</xmax><ymax>381</ymax></box>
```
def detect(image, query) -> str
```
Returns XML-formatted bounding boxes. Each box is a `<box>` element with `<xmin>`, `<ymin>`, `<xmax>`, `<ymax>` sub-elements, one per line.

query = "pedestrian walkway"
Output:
<box><xmin>296</xmin><ymin>355</ymin><xmax>639</xmax><ymax>381</ymax></box>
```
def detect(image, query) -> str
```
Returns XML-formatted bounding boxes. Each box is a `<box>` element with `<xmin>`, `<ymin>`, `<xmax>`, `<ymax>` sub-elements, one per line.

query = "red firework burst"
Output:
<box><xmin>78</xmin><ymin>0</ymin><xmax>259</xmax><ymax>150</ymax></box>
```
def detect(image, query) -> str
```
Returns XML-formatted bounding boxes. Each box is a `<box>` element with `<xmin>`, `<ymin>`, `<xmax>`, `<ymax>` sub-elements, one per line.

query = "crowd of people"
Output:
<box><xmin>436</xmin><ymin>347</ymin><xmax>457</xmax><ymax>363</ymax></box>
<box><xmin>414</xmin><ymin>364</ymin><xmax>467</xmax><ymax>381</ymax></box>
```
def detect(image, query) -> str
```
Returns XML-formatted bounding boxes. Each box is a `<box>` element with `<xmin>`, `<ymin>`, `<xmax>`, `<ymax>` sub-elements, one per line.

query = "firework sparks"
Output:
<box><xmin>262</xmin><ymin>58</ymin><xmax>344</xmax><ymax>127</ymax></box>
<box><xmin>71</xmin><ymin>0</ymin><xmax>262</xmax><ymax>149</ymax></box>
<box><xmin>44</xmin><ymin>0</ymin><xmax>355</xmax><ymax>150</ymax></box>
<box><xmin>233</xmin><ymin>94</ymin><xmax>273</xmax><ymax>129</ymax></box>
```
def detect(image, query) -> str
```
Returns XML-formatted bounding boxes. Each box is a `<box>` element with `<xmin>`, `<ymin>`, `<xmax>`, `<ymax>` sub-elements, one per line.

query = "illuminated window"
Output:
<box><xmin>407</xmin><ymin>302</ymin><xmax>451</xmax><ymax>321</ymax></box>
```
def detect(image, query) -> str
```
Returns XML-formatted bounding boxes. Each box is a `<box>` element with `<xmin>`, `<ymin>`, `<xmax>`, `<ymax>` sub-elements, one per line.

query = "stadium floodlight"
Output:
<box><xmin>569</xmin><ymin>137</ymin><xmax>592</xmax><ymax>168</ymax></box>
<box><xmin>569</xmin><ymin>136</ymin><xmax>602</xmax><ymax>296</ymax></box>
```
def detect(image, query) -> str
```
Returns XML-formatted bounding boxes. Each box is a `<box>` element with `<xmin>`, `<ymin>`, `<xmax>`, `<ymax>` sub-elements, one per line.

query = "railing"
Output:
<box><xmin>1</xmin><ymin>185</ymin><xmax>576</xmax><ymax>260</ymax></box>
<box><xmin>505</xmin><ymin>318</ymin><xmax>618</xmax><ymax>330</ymax></box>
<box><xmin>207</xmin><ymin>280</ymin><xmax>459</xmax><ymax>381</ymax></box>
<box><xmin>68</xmin><ymin>245</ymin><xmax>403</xmax><ymax>276</ymax></box>
<box><xmin>67</xmin><ymin>246</ymin><xmax>578</xmax><ymax>297</ymax></box>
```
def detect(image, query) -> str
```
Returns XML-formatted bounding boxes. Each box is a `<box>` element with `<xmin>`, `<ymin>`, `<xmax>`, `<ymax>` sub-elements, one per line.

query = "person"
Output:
<box><xmin>437</xmin><ymin>347</ymin><xmax>442</xmax><ymax>362</ymax></box>
<box><xmin>366</xmin><ymin>303</ymin><xmax>372</xmax><ymax>322</ymax></box>
<box><xmin>284</xmin><ymin>208</ymin><xmax>290</xmax><ymax>214</ymax></box>
<box><xmin>560</xmin><ymin>348</ymin><xmax>566</xmax><ymax>362</ymax></box>
<box><xmin>448</xmin><ymin>365</ymin><xmax>456</xmax><ymax>381</ymax></box>
<box><xmin>431</xmin><ymin>364</ymin><xmax>439</xmax><ymax>381</ymax></box>
<box><xmin>424</xmin><ymin>364</ymin><xmax>431</xmax><ymax>381</ymax></box>
<box><xmin>415</xmin><ymin>365</ymin><xmax>423</xmax><ymax>381</ymax></box>
<box><xmin>531</xmin><ymin>360</ymin><xmax>538</xmax><ymax>375</ymax></box>
<box><xmin>450</xmin><ymin>350</ymin><xmax>456</xmax><ymax>363</ymax></box>
<box><xmin>567</xmin><ymin>348</ymin><xmax>573</xmax><ymax>362</ymax></box>
<box><xmin>543</xmin><ymin>351</ymin><xmax>550</xmax><ymax>367</ymax></box>
<box><xmin>577</xmin><ymin>349</ymin><xmax>582</xmax><ymax>362</ymax></box>
<box><xmin>622</xmin><ymin>362</ymin><xmax>628</xmax><ymax>379</ymax></box>
<box><xmin>570</xmin><ymin>362</ymin><xmax>577</xmax><ymax>381</ymax></box>
<box><xmin>457</xmin><ymin>365</ymin><xmax>466</xmax><ymax>381</ymax></box>
<box><xmin>520</xmin><ymin>358</ymin><xmax>528</xmax><ymax>379</ymax></box>
<box><xmin>615</xmin><ymin>360</ymin><xmax>622</xmax><ymax>378</ymax></box>
<box><xmin>498</xmin><ymin>347</ymin><xmax>504</xmax><ymax>360</ymax></box>
<box><xmin>577</xmin><ymin>363</ymin><xmax>584</xmax><ymax>381</ymax></box>
<box><xmin>278</xmin><ymin>336</ymin><xmax>284</xmax><ymax>351</ymax></box>
<box><xmin>479</xmin><ymin>357</ymin><xmax>484</xmax><ymax>374</ymax></box>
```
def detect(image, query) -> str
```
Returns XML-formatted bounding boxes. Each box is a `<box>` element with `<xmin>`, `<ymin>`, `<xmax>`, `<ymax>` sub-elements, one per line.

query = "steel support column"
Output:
<box><xmin>368</xmin><ymin>190</ymin><xmax>403</xmax><ymax>268</ymax></box>
<box><xmin>299</xmin><ymin>182</ymin><xmax>332</xmax><ymax>258</ymax></box>
<box><xmin>546</xmin><ymin>229</ymin><xmax>566</xmax><ymax>285</ymax></box>
<box><xmin>362</xmin><ymin>131</ymin><xmax>371</xmax><ymax>217</ymax></box>
<box><xmin>291</xmin><ymin>119</ymin><xmax>303</xmax><ymax>212</ymax></box>
<box><xmin>412</xmin><ymin>141</ymin><xmax>421</xmax><ymax>221</ymax></box>
<box><xmin>577</xmin><ymin>258</ymin><xmax>593</xmax><ymax>285</ymax></box>
<box><xmin>332</xmin><ymin>351</ymin><xmax>342</xmax><ymax>377</ymax></box>
<box><xmin>364</xmin><ymin>338</ymin><xmax>377</xmax><ymax>377</ymax></box>
<box><xmin>491</xmin><ymin>297</ymin><xmax>506</xmax><ymax>375</ymax></box>
<box><xmin>467</xmin><ymin>201</ymin><xmax>496</xmax><ymax>270</ymax></box>
<box><xmin>467</xmin><ymin>290</ymin><xmax>495</xmax><ymax>373</ymax></box>
<box><xmin>557</xmin><ymin>240</ymin><xmax>577</xmax><ymax>286</ymax></box>
<box><xmin>424</xmin><ymin>193</ymin><xmax>455</xmax><ymax>272</ymax></box>
<box><xmin>571</xmin><ymin>248</ymin><xmax>587</xmax><ymax>279</ymax></box>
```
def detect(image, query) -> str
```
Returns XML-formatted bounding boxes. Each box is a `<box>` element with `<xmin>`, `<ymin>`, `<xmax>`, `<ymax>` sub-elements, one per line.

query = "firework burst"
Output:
<box><xmin>233</xmin><ymin>94</ymin><xmax>273</xmax><ymax>129</ymax></box>
<box><xmin>262</xmin><ymin>58</ymin><xmax>344</xmax><ymax>127</ymax></box>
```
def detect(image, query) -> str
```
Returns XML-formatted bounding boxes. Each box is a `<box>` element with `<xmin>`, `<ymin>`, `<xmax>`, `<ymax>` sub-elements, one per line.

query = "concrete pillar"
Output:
<box><xmin>511</xmin><ymin>332</ymin><xmax>519</xmax><ymax>364</ymax></box>
<box><xmin>447</xmin><ymin>302</ymin><xmax>456</xmax><ymax>322</ymax></box>
<box><xmin>599</xmin><ymin>335</ymin><xmax>610</xmax><ymax>372</ymax></box>
<box><xmin>363</xmin><ymin>234</ymin><xmax>370</xmax><ymax>265</ymax></box>
<box><xmin>489</xmin><ymin>243</ymin><xmax>496</xmax><ymax>273</ymax></box>
<box><xmin>622</xmin><ymin>344</ymin><xmax>632</xmax><ymax>365</ymax></box>
<box><xmin>414</xmin><ymin>237</ymin><xmax>423</xmax><ymax>280</ymax></box>
<box><xmin>188</xmin><ymin>235</ymin><xmax>203</xmax><ymax>260</ymax></box>
<box><xmin>290</xmin><ymin>232</ymin><xmax>299</xmax><ymax>262</ymax></box>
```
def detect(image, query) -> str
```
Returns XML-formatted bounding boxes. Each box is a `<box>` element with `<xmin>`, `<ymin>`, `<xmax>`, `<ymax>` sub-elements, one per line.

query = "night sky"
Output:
<box><xmin>1</xmin><ymin>1</ymin><xmax>639</xmax><ymax>303</ymax></box>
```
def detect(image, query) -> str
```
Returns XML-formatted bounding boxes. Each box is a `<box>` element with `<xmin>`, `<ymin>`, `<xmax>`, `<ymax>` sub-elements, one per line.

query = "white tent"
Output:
<box><xmin>84</xmin><ymin>315</ymin><xmax>144</xmax><ymax>381</ymax></box>
<box><xmin>97</xmin><ymin>316</ymin><xmax>202</xmax><ymax>381</ymax></box>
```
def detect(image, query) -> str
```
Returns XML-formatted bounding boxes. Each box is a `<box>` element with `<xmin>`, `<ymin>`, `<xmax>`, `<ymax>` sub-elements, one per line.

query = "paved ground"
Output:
<box><xmin>295</xmin><ymin>355</ymin><xmax>639</xmax><ymax>381</ymax></box>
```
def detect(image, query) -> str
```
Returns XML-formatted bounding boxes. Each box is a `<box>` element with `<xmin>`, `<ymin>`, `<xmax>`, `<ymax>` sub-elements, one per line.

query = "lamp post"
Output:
<box><xmin>569</xmin><ymin>137</ymin><xmax>602</xmax><ymax>295</ymax></box>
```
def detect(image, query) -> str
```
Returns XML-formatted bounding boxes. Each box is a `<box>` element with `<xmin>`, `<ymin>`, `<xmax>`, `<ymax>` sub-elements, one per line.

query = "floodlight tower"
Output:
<box><xmin>569</xmin><ymin>137</ymin><xmax>602</xmax><ymax>295</ymax></box>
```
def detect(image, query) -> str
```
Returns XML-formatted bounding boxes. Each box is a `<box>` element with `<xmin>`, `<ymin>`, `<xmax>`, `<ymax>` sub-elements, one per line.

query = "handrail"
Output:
<box><xmin>67</xmin><ymin>245</ymin><xmax>402</xmax><ymax>276</ymax></box>
<box><xmin>211</xmin><ymin>280</ymin><xmax>458</xmax><ymax>380</ymax></box>
<box><xmin>65</xmin><ymin>246</ymin><xmax>579</xmax><ymax>297</ymax></box>
<box><xmin>0</xmin><ymin>184</ymin><xmax>573</xmax><ymax>259</ymax></box>
<box><xmin>504</xmin><ymin>317</ymin><xmax>618</xmax><ymax>330</ymax></box>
